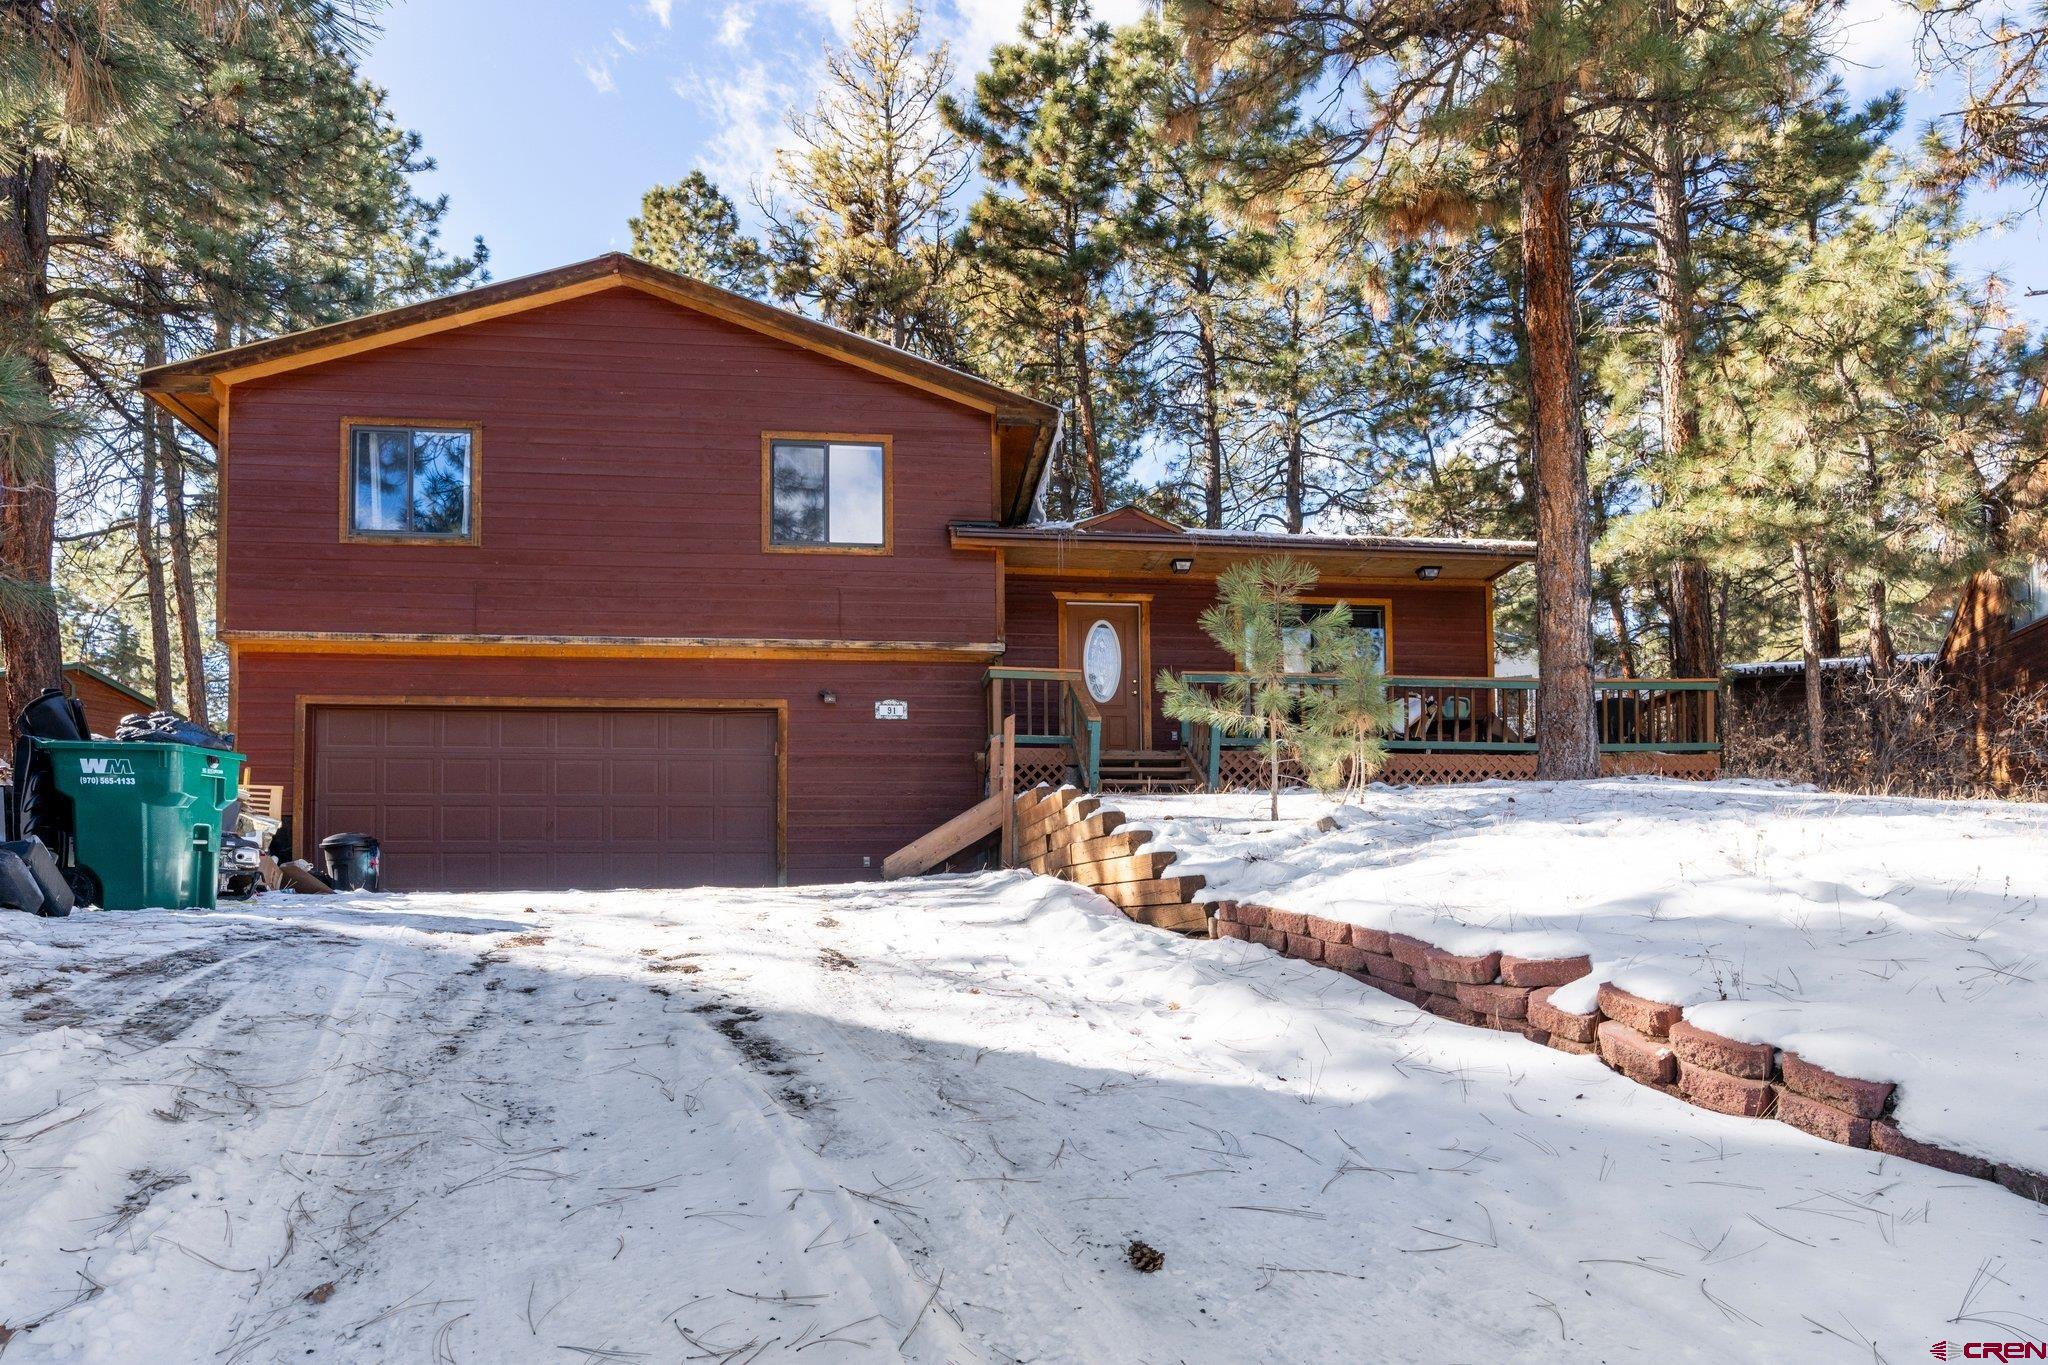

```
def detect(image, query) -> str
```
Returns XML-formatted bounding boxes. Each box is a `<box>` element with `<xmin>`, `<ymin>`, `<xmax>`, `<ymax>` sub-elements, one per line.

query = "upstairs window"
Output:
<box><xmin>347</xmin><ymin>423</ymin><xmax>476</xmax><ymax>541</ymax></box>
<box><xmin>766</xmin><ymin>436</ymin><xmax>889</xmax><ymax>551</ymax></box>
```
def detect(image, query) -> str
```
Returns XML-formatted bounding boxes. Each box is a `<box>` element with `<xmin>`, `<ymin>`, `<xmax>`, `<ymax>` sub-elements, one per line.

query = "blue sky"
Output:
<box><xmin>361</xmin><ymin>0</ymin><xmax>2046</xmax><ymax>320</ymax></box>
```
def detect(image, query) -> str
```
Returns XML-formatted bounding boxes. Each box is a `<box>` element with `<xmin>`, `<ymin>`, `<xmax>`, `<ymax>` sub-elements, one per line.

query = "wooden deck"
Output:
<box><xmin>989</xmin><ymin>669</ymin><xmax>1722</xmax><ymax>792</ymax></box>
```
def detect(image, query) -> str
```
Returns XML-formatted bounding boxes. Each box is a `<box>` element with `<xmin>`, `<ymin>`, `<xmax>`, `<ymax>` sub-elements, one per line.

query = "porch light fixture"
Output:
<box><xmin>818</xmin><ymin>689</ymin><xmax>837</xmax><ymax>704</ymax></box>
<box><xmin>1415</xmin><ymin>565</ymin><xmax>1442</xmax><ymax>581</ymax></box>
<box><xmin>1170</xmin><ymin>557</ymin><xmax>1195</xmax><ymax>573</ymax></box>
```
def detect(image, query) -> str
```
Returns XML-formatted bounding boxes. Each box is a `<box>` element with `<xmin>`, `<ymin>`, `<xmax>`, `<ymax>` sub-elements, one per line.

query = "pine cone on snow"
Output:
<box><xmin>1126</xmin><ymin>1239</ymin><xmax>1164</xmax><ymax>1273</ymax></box>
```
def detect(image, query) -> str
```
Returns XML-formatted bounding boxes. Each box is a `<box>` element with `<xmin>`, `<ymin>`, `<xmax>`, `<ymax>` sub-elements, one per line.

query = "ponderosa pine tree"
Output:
<box><xmin>631</xmin><ymin>171</ymin><xmax>769</xmax><ymax>296</ymax></box>
<box><xmin>766</xmin><ymin>0</ymin><xmax>968</xmax><ymax>358</ymax></box>
<box><xmin>1</xmin><ymin>0</ymin><xmax>202</xmax><ymax>737</ymax></box>
<box><xmin>36</xmin><ymin>3</ymin><xmax>482</xmax><ymax>724</ymax></box>
<box><xmin>1171</xmin><ymin>0</ymin><xmax>1667</xmax><ymax>776</ymax></box>
<box><xmin>1125</xmin><ymin>16</ymin><xmax>1279</xmax><ymax>528</ymax></box>
<box><xmin>944</xmin><ymin>0</ymin><xmax>1158</xmax><ymax>516</ymax></box>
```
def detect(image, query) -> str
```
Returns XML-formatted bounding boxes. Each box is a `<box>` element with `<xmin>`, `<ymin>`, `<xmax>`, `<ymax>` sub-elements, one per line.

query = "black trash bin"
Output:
<box><xmin>320</xmin><ymin>833</ymin><xmax>381</xmax><ymax>891</ymax></box>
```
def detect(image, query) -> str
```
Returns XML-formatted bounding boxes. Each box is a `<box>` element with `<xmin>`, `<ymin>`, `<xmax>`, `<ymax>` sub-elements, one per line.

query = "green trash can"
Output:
<box><xmin>40</xmin><ymin>740</ymin><xmax>244</xmax><ymax>910</ymax></box>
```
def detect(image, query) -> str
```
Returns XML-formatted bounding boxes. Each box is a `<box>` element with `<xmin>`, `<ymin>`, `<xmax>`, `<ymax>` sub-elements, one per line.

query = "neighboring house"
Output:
<box><xmin>139</xmin><ymin>254</ymin><xmax>1706</xmax><ymax>893</ymax></box>
<box><xmin>2001</xmin><ymin>559</ymin><xmax>2048</xmax><ymax>692</ymax></box>
<box><xmin>0</xmin><ymin>663</ymin><xmax>156</xmax><ymax>738</ymax></box>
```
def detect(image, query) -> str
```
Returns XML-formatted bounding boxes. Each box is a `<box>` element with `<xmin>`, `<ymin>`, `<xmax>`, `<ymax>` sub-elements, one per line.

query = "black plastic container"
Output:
<box><xmin>319</xmin><ymin>832</ymin><xmax>381</xmax><ymax>891</ymax></box>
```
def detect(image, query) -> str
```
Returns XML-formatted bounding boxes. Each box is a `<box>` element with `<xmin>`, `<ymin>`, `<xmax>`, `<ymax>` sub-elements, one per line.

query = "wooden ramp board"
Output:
<box><xmin>882</xmin><ymin>793</ymin><xmax>1005</xmax><ymax>880</ymax></box>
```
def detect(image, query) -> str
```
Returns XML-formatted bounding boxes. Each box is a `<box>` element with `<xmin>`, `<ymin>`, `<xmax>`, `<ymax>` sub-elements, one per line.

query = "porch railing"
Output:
<box><xmin>986</xmin><ymin>667</ymin><xmax>1101</xmax><ymax>791</ymax></box>
<box><xmin>1178</xmin><ymin>673</ymin><xmax>1721</xmax><ymax>786</ymax></box>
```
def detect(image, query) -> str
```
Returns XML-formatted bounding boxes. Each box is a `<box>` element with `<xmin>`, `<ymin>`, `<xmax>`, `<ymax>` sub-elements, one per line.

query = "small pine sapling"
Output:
<box><xmin>1158</xmin><ymin>557</ymin><xmax>1318</xmax><ymax>819</ymax></box>
<box><xmin>1293</xmin><ymin>607</ymin><xmax>1404</xmax><ymax>800</ymax></box>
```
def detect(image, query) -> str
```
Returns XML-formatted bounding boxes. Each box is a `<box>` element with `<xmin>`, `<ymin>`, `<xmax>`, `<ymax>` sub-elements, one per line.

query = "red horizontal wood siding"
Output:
<box><xmin>67</xmin><ymin>670</ymin><xmax>151</xmax><ymax>737</ymax></box>
<box><xmin>236</xmin><ymin>650</ymin><xmax>986</xmax><ymax>885</ymax></box>
<box><xmin>1003</xmin><ymin>572</ymin><xmax>1495</xmax><ymax>748</ymax></box>
<box><xmin>222</xmin><ymin>287</ymin><xmax>1000</xmax><ymax>643</ymax></box>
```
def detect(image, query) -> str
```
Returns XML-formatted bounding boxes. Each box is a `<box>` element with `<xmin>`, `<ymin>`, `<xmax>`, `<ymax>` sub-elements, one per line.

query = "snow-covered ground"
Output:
<box><xmin>3</xmin><ymin>850</ymin><xmax>2046</xmax><ymax>1361</ymax></box>
<box><xmin>1122</xmin><ymin>779</ymin><xmax>2048</xmax><ymax>1179</ymax></box>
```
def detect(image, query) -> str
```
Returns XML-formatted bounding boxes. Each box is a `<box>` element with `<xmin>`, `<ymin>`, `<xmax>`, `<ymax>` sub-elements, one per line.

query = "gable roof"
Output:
<box><xmin>1076</xmin><ymin>505</ymin><xmax>1184</xmax><ymax>535</ymax></box>
<box><xmin>138</xmin><ymin>253</ymin><xmax>1060</xmax><ymax>524</ymax></box>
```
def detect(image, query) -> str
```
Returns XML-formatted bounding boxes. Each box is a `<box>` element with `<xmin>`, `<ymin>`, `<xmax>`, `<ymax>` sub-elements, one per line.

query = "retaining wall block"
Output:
<box><xmin>1251</xmin><ymin>928</ymin><xmax>1287</xmax><ymax>952</ymax></box>
<box><xmin>1267</xmin><ymin>908</ymin><xmax>1308</xmax><ymax>936</ymax></box>
<box><xmin>1422</xmin><ymin>948</ymin><xmax>1502</xmax><ymax>985</ymax></box>
<box><xmin>1351</xmin><ymin>926</ymin><xmax>1392</xmax><ymax>956</ymax></box>
<box><xmin>1773</xmin><ymin>1087</ymin><xmax>1871</xmax><ymax>1148</ymax></box>
<box><xmin>1598</xmin><ymin>1020</ymin><xmax>1677</xmax><ymax>1086</ymax></box>
<box><xmin>1356</xmin><ymin>952</ymin><xmax>1412</xmax><ymax>985</ymax></box>
<box><xmin>1234</xmin><ymin>903</ymin><xmax>1269</xmax><ymax>930</ymax></box>
<box><xmin>1596</xmin><ymin>984</ymin><xmax>1685</xmax><ymax>1038</ymax></box>
<box><xmin>1676</xmin><ymin>1061</ymin><xmax>1775</xmax><ymax>1118</ymax></box>
<box><xmin>1454</xmin><ymin>982</ymin><xmax>1531</xmax><ymax>1020</ymax></box>
<box><xmin>1286</xmin><ymin>934</ymin><xmax>1324</xmax><ymax>962</ymax></box>
<box><xmin>1527</xmin><ymin>987</ymin><xmax>1601</xmax><ymax>1044</ymax></box>
<box><xmin>1215</xmin><ymin>919</ymin><xmax>1250</xmax><ymax>941</ymax></box>
<box><xmin>1779</xmin><ymin>1052</ymin><xmax>1894</xmax><ymax>1119</ymax></box>
<box><xmin>1305</xmin><ymin>915</ymin><xmax>1354</xmax><ymax>945</ymax></box>
<box><xmin>1388</xmin><ymin>934</ymin><xmax>1435</xmax><ymax>974</ymax></box>
<box><xmin>1668</xmin><ymin>1020</ymin><xmax>1775</xmax><ymax>1081</ymax></box>
<box><xmin>1324</xmin><ymin>943</ymin><xmax>1369</xmax><ymax>973</ymax></box>
<box><xmin>1870</xmin><ymin>1122</ymin><xmax>1995</xmax><ymax>1180</ymax></box>
<box><xmin>1422</xmin><ymin>994</ymin><xmax>1486</xmax><ymax>1027</ymax></box>
<box><xmin>1498</xmin><ymin>954</ymin><xmax>1594</xmax><ymax>989</ymax></box>
<box><xmin>1546</xmin><ymin>1034</ymin><xmax>1600</xmax><ymax>1057</ymax></box>
<box><xmin>1995</xmin><ymin>1166</ymin><xmax>2048</xmax><ymax>1205</ymax></box>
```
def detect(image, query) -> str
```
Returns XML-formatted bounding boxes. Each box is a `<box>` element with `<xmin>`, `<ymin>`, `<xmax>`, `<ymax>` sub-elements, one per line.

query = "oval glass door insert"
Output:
<box><xmin>1083</xmin><ymin>620</ymin><xmax>1122</xmax><ymax>704</ymax></box>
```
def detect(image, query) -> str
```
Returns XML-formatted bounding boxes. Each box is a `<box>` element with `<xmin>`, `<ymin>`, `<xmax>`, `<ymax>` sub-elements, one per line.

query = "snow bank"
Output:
<box><xmin>1121</xmin><ymin>779</ymin><xmax>2048</xmax><ymax>1173</ymax></box>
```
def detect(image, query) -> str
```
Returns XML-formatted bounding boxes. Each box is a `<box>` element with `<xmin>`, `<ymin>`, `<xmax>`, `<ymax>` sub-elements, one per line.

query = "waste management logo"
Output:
<box><xmin>76</xmin><ymin>756</ymin><xmax>138</xmax><ymax>787</ymax></box>
<box><xmin>1933</xmin><ymin>1343</ymin><xmax>2048</xmax><ymax>1360</ymax></box>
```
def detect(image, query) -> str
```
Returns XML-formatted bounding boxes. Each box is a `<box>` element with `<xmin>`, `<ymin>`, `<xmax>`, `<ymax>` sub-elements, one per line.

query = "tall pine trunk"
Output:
<box><xmin>1196</xmin><ymin>287</ymin><xmax>1224</xmax><ymax>529</ymax></box>
<box><xmin>138</xmin><ymin>333</ymin><xmax>176</xmax><ymax>709</ymax></box>
<box><xmin>1648</xmin><ymin>1</ymin><xmax>1716</xmax><ymax>682</ymax></box>
<box><xmin>163</xmin><ymin>435</ymin><xmax>208</xmax><ymax>723</ymax></box>
<box><xmin>1790</xmin><ymin>538</ymin><xmax>1828</xmax><ymax>782</ymax></box>
<box><xmin>0</xmin><ymin>148</ymin><xmax>64</xmax><ymax>742</ymax></box>
<box><xmin>1516</xmin><ymin>56</ymin><xmax>1598</xmax><ymax>780</ymax></box>
<box><xmin>1283</xmin><ymin>403</ymin><xmax>1305</xmax><ymax>533</ymax></box>
<box><xmin>1070</xmin><ymin>299</ymin><xmax>1107</xmax><ymax>515</ymax></box>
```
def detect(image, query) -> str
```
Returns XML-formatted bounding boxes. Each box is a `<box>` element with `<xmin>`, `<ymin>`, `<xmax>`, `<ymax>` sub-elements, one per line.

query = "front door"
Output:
<box><xmin>1061</xmin><ymin>600</ymin><xmax>1146</xmax><ymax>751</ymax></box>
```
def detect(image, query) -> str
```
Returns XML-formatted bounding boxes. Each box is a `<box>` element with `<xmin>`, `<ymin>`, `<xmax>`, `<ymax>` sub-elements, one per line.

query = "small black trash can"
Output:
<box><xmin>320</xmin><ymin>833</ymin><xmax>381</xmax><ymax>891</ymax></box>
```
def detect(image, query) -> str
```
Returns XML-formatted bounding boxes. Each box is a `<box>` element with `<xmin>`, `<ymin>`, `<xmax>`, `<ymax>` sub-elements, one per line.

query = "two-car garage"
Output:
<box><xmin>309</xmin><ymin>704</ymin><xmax>781</xmax><ymax>891</ymax></box>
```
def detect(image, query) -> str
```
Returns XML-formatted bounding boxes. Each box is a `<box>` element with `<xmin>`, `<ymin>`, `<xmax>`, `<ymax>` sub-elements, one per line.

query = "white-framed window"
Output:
<box><xmin>346</xmin><ymin>422</ymin><xmax>476</xmax><ymax>541</ymax></box>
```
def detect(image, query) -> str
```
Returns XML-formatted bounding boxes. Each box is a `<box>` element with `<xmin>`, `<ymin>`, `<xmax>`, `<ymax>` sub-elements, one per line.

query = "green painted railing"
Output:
<box><xmin>986</xmin><ymin>667</ymin><xmax>1100</xmax><ymax>791</ymax></box>
<box><xmin>1178</xmin><ymin>674</ymin><xmax>1721</xmax><ymax>773</ymax></box>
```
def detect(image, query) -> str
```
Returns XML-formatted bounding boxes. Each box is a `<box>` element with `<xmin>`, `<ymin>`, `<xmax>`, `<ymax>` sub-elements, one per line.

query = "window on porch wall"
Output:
<box><xmin>1279</xmin><ymin>606</ymin><xmax>1387</xmax><ymax>674</ymax></box>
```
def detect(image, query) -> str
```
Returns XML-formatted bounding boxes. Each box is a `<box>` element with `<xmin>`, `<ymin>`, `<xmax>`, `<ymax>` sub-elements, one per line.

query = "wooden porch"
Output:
<box><xmin>986</xmin><ymin>668</ymin><xmax>1722</xmax><ymax>793</ymax></box>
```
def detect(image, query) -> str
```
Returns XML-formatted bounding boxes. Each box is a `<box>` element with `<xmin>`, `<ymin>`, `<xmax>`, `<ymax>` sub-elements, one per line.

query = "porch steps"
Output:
<box><xmin>1097</xmin><ymin>750</ymin><xmax>1202</xmax><ymax>794</ymax></box>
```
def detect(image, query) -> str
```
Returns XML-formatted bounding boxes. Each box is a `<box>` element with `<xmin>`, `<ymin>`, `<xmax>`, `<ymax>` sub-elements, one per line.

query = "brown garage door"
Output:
<box><xmin>311</xmin><ymin>706</ymin><xmax>779</xmax><ymax>891</ymax></box>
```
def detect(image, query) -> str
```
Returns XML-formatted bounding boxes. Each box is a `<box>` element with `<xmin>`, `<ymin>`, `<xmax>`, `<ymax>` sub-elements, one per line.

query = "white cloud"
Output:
<box><xmin>1829</xmin><ymin>0</ymin><xmax>1925</xmax><ymax>98</ymax></box>
<box><xmin>579</xmin><ymin>55</ymin><xmax>617</xmax><ymax>93</ymax></box>
<box><xmin>674</xmin><ymin>60</ymin><xmax>799</xmax><ymax>191</ymax></box>
<box><xmin>717</xmin><ymin>2</ymin><xmax>756</xmax><ymax>47</ymax></box>
<box><xmin>611</xmin><ymin>26</ymin><xmax>640</xmax><ymax>54</ymax></box>
<box><xmin>644</xmin><ymin>0</ymin><xmax>675</xmax><ymax>28</ymax></box>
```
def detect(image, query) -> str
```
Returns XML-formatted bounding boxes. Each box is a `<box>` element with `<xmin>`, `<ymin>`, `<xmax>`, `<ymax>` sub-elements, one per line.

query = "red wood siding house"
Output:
<box><xmin>141</xmin><ymin>255</ymin><xmax>1534</xmax><ymax>891</ymax></box>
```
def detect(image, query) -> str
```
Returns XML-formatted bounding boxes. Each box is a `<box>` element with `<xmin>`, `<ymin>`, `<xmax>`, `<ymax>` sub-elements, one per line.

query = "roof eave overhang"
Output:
<box><xmin>949</xmin><ymin>524</ymin><xmax>1537</xmax><ymax>583</ymax></box>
